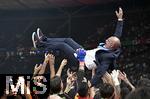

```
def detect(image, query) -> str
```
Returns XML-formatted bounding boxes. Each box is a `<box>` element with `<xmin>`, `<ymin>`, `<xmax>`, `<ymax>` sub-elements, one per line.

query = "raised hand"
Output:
<box><xmin>115</xmin><ymin>7</ymin><xmax>123</xmax><ymax>20</ymax></box>
<box><xmin>60</xmin><ymin>59</ymin><xmax>67</xmax><ymax>68</ymax></box>
<box><xmin>67</xmin><ymin>69</ymin><xmax>77</xmax><ymax>82</ymax></box>
<box><xmin>118</xmin><ymin>71</ymin><xmax>135</xmax><ymax>91</ymax></box>
<box><xmin>111</xmin><ymin>70</ymin><xmax>121</xmax><ymax>86</ymax></box>
<box><xmin>34</xmin><ymin>64</ymin><xmax>42</xmax><ymax>73</ymax></box>
<box><xmin>102</xmin><ymin>72</ymin><xmax>114</xmax><ymax>85</ymax></box>
<box><xmin>118</xmin><ymin>71</ymin><xmax>128</xmax><ymax>82</ymax></box>
<box><xmin>56</xmin><ymin>59</ymin><xmax>68</xmax><ymax>77</ymax></box>
<box><xmin>64</xmin><ymin>73</ymin><xmax>76</xmax><ymax>93</ymax></box>
<box><xmin>44</xmin><ymin>53</ymin><xmax>49</xmax><ymax>63</ymax></box>
<box><xmin>49</xmin><ymin>54</ymin><xmax>55</xmax><ymax>65</ymax></box>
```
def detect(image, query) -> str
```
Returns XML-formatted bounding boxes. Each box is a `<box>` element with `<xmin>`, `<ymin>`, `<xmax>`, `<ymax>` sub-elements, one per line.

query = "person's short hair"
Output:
<box><xmin>78</xmin><ymin>82</ymin><xmax>89</xmax><ymax>97</ymax></box>
<box><xmin>125</xmin><ymin>87</ymin><xmax>150</xmax><ymax>99</ymax></box>
<box><xmin>100</xmin><ymin>83</ymin><xmax>114</xmax><ymax>98</ymax></box>
<box><xmin>50</xmin><ymin>76</ymin><xmax>62</xmax><ymax>94</ymax></box>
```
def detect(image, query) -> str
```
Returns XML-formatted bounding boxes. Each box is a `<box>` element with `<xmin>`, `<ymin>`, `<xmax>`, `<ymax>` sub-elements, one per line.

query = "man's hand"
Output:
<box><xmin>102</xmin><ymin>72</ymin><xmax>114</xmax><ymax>85</ymax></box>
<box><xmin>67</xmin><ymin>69</ymin><xmax>77</xmax><ymax>81</ymax></box>
<box><xmin>60</xmin><ymin>59</ymin><xmax>67</xmax><ymax>68</ymax></box>
<box><xmin>49</xmin><ymin>54</ymin><xmax>55</xmax><ymax>66</ymax></box>
<box><xmin>115</xmin><ymin>7</ymin><xmax>123</xmax><ymax>20</ymax></box>
<box><xmin>34</xmin><ymin>64</ymin><xmax>42</xmax><ymax>73</ymax></box>
<box><xmin>118</xmin><ymin>71</ymin><xmax>129</xmax><ymax>83</ymax></box>
<box><xmin>111</xmin><ymin>70</ymin><xmax>121</xmax><ymax>86</ymax></box>
<box><xmin>44</xmin><ymin>53</ymin><xmax>49</xmax><ymax>63</ymax></box>
<box><xmin>64</xmin><ymin>71</ymin><xmax>76</xmax><ymax>93</ymax></box>
<box><xmin>118</xmin><ymin>71</ymin><xmax>135</xmax><ymax>91</ymax></box>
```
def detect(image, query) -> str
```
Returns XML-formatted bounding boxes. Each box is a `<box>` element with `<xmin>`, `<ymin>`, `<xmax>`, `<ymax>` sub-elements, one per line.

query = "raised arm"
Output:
<box><xmin>32</xmin><ymin>64</ymin><xmax>42</xmax><ymax>79</ymax></box>
<box><xmin>49</xmin><ymin>54</ymin><xmax>55</xmax><ymax>79</ymax></box>
<box><xmin>56</xmin><ymin>59</ymin><xmax>67</xmax><ymax>77</ymax></box>
<box><xmin>118</xmin><ymin>71</ymin><xmax>135</xmax><ymax>91</ymax></box>
<box><xmin>114</xmin><ymin>7</ymin><xmax>124</xmax><ymax>38</ymax></box>
<box><xmin>38</xmin><ymin>53</ymin><xmax>49</xmax><ymax>75</ymax></box>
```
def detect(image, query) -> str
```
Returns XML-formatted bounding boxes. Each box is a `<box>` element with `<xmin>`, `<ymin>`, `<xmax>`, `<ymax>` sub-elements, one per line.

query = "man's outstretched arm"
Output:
<box><xmin>114</xmin><ymin>7</ymin><xmax>124</xmax><ymax>38</ymax></box>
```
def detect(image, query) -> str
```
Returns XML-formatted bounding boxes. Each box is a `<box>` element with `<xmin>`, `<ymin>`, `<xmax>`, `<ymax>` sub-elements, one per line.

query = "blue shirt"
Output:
<box><xmin>97</xmin><ymin>43</ymin><xmax>109</xmax><ymax>51</ymax></box>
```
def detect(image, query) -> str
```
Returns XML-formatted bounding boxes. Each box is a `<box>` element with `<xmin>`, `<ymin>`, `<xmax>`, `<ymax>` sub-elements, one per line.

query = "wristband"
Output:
<box><xmin>118</xmin><ymin>19</ymin><xmax>123</xmax><ymax>21</ymax></box>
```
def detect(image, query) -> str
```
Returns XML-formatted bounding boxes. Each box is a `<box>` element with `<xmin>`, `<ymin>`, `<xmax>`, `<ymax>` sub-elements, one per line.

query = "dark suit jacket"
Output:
<box><xmin>91</xmin><ymin>21</ymin><xmax>123</xmax><ymax>87</ymax></box>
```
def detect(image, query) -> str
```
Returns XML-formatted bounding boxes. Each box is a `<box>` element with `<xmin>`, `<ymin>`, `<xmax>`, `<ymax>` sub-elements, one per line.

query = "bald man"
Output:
<box><xmin>32</xmin><ymin>7</ymin><xmax>124</xmax><ymax>86</ymax></box>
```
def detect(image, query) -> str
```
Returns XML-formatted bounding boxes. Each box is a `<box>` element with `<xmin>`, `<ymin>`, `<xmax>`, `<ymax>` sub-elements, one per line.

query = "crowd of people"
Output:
<box><xmin>0</xmin><ymin>52</ymin><xmax>150</xmax><ymax>99</ymax></box>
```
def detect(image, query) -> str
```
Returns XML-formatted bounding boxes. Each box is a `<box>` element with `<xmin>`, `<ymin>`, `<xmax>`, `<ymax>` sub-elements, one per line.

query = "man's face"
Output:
<box><xmin>105</xmin><ymin>37</ymin><xmax>115</xmax><ymax>49</ymax></box>
<box><xmin>105</xmin><ymin>36</ymin><xmax>120</xmax><ymax>50</ymax></box>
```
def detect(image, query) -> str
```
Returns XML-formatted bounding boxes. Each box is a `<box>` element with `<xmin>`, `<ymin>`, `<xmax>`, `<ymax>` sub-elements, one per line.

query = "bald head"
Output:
<box><xmin>105</xmin><ymin>36</ymin><xmax>121</xmax><ymax>50</ymax></box>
